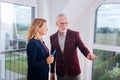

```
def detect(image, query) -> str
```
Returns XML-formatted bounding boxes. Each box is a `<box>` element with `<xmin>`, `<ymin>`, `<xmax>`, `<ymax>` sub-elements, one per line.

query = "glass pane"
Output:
<box><xmin>0</xmin><ymin>2</ymin><xmax>35</xmax><ymax>80</ymax></box>
<box><xmin>94</xmin><ymin>4</ymin><xmax>120</xmax><ymax>46</ymax></box>
<box><xmin>0</xmin><ymin>2</ymin><xmax>35</xmax><ymax>51</ymax></box>
<box><xmin>14</xmin><ymin>4</ymin><xmax>33</xmax><ymax>36</ymax></box>
<box><xmin>92</xmin><ymin>49</ymin><xmax>120</xmax><ymax>80</ymax></box>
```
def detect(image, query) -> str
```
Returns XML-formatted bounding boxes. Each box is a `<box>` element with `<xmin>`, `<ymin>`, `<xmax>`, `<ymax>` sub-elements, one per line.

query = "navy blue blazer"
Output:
<box><xmin>26</xmin><ymin>39</ymin><xmax>49</xmax><ymax>80</ymax></box>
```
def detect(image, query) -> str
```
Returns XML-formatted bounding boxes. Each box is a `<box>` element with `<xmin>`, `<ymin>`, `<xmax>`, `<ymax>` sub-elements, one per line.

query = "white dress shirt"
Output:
<box><xmin>58</xmin><ymin>30</ymin><xmax>67</xmax><ymax>53</ymax></box>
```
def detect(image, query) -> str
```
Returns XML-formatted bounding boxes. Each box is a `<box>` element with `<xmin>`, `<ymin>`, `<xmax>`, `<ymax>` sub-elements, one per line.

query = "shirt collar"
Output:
<box><xmin>58</xmin><ymin>30</ymin><xmax>67</xmax><ymax>36</ymax></box>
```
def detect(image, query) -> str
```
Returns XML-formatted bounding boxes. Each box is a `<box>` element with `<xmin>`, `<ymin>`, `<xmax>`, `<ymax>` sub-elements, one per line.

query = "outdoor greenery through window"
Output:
<box><xmin>93</xmin><ymin>49</ymin><xmax>120</xmax><ymax>80</ymax></box>
<box><xmin>94</xmin><ymin>4</ymin><xmax>120</xmax><ymax>46</ymax></box>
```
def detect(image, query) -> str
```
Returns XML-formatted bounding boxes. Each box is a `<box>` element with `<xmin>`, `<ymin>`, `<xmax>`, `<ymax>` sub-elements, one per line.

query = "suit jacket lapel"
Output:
<box><xmin>54</xmin><ymin>32</ymin><xmax>63</xmax><ymax>53</ymax></box>
<box><xmin>63</xmin><ymin>29</ymin><xmax>70</xmax><ymax>53</ymax></box>
<box><xmin>54</xmin><ymin>29</ymin><xmax>70</xmax><ymax>54</ymax></box>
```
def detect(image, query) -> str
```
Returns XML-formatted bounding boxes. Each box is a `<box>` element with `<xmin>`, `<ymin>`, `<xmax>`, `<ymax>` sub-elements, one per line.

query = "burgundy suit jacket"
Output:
<box><xmin>50</xmin><ymin>29</ymin><xmax>90</xmax><ymax>77</ymax></box>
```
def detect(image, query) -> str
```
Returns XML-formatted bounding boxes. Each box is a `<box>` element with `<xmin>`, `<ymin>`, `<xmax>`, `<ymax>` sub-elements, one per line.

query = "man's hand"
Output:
<box><xmin>50</xmin><ymin>73</ymin><xmax>55</xmax><ymax>80</ymax></box>
<box><xmin>87</xmin><ymin>53</ymin><xmax>98</xmax><ymax>60</ymax></box>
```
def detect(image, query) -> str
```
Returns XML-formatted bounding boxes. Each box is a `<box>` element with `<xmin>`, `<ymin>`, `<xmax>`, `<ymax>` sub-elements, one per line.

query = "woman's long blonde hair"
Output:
<box><xmin>27</xmin><ymin>18</ymin><xmax>46</xmax><ymax>41</ymax></box>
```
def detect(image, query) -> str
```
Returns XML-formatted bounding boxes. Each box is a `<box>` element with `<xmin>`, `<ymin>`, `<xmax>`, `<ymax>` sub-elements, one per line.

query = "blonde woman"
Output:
<box><xmin>27</xmin><ymin>18</ymin><xmax>54</xmax><ymax>80</ymax></box>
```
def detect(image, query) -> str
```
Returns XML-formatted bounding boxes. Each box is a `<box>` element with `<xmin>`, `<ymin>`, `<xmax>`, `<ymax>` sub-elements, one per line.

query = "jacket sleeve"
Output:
<box><xmin>76</xmin><ymin>32</ymin><xmax>90</xmax><ymax>57</ymax></box>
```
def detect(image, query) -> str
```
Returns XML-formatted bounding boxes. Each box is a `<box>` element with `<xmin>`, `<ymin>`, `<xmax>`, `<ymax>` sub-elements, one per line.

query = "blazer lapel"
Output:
<box><xmin>54</xmin><ymin>32</ymin><xmax>63</xmax><ymax>53</ymax></box>
<box><xmin>63</xmin><ymin>29</ymin><xmax>70</xmax><ymax>53</ymax></box>
<box><xmin>54</xmin><ymin>29</ymin><xmax>70</xmax><ymax>54</ymax></box>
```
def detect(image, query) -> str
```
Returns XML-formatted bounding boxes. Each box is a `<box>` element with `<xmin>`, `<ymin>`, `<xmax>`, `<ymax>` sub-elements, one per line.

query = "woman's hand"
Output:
<box><xmin>46</xmin><ymin>55</ymin><xmax>54</xmax><ymax>64</ymax></box>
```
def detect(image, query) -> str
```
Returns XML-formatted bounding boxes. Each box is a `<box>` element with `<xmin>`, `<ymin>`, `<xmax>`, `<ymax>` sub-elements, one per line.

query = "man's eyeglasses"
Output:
<box><xmin>60</xmin><ymin>22</ymin><xmax>69</xmax><ymax>25</ymax></box>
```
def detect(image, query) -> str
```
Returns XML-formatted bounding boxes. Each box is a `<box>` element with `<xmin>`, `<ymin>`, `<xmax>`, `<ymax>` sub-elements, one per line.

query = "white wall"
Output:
<box><xmin>49</xmin><ymin>0</ymin><xmax>70</xmax><ymax>34</ymax></box>
<box><xmin>37</xmin><ymin>0</ymin><xmax>51</xmax><ymax>50</ymax></box>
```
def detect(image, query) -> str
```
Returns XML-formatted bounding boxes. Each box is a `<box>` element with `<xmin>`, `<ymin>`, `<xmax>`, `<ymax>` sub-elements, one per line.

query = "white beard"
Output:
<box><xmin>59</xmin><ymin>29</ymin><xmax>67</xmax><ymax>33</ymax></box>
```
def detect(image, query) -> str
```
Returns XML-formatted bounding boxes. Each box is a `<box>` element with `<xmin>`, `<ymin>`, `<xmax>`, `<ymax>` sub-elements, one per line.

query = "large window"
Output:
<box><xmin>0</xmin><ymin>1</ymin><xmax>35</xmax><ymax>80</ymax></box>
<box><xmin>0</xmin><ymin>2</ymin><xmax>35</xmax><ymax>51</ymax></box>
<box><xmin>93</xmin><ymin>3</ymin><xmax>120</xmax><ymax>80</ymax></box>
<box><xmin>94</xmin><ymin>4</ymin><xmax>120</xmax><ymax>46</ymax></box>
